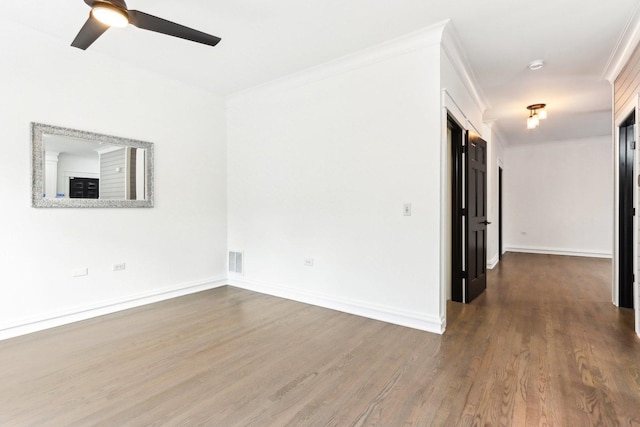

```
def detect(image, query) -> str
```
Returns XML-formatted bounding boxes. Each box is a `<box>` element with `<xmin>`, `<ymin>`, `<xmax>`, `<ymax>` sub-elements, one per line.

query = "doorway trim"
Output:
<box><xmin>440</xmin><ymin>89</ymin><xmax>477</xmax><ymax>329</ymax></box>
<box><xmin>618</xmin><ymin>111</ymin><xmax>635</xmax><ymax>309</ymax></box>
<box><xmin>498</xmin><ymin>165</ymin><xmax>503</xmax><ymax>260</ymax></box>
<box><xmin>613</xmin><ymin>96</ymin><xmax>639</xmax><ymax>309</ymax></box>
<box><xmin>440</xmin><ymin>89</ymin><xmax>485</xmax><ymax>324</ymax></box>
<box><xmin>449</xmin><ymin>115</ymin><xmax>465</xmax><ymax>303</ymax></box>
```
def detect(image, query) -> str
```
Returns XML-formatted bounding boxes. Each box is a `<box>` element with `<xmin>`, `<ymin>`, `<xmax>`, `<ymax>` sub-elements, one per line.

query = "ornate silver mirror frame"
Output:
<box><xmin>32</xmin><ymin>122</ymin><xmax>154</xmax><ymax>208</ymax></box>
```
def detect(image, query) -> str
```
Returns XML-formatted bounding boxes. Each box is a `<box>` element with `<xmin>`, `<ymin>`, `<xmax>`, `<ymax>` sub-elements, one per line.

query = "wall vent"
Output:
<box><xmin>229</xmin><ymin>251</ymin><xmax>243</xmax><ymax>274</ymax></box>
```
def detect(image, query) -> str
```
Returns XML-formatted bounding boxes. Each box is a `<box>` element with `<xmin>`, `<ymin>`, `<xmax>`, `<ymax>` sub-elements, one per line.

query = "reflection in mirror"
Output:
<box><xmin>32</xmin><ymin>123</ymin><xmax>154</xmax><ymax>208</ymax></box>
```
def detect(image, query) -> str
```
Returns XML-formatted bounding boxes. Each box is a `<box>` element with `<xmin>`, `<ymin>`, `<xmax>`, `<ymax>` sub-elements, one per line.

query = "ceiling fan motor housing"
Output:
<box><xmin>87</xmin><ymin>0</ymin><xmax>128</xmax><ymax>9</ymax></box>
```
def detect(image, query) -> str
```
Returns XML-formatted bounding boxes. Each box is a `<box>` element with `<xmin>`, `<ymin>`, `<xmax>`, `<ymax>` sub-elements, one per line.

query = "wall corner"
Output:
<box><xmin>603</xmin><ymin>2</ymin><xmax>640</xmax><ymax>82</ymax></box>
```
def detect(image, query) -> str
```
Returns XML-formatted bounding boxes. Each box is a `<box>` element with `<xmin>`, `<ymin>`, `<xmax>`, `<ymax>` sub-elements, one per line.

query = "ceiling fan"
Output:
<box><xmin>71</xmin><ymin>0</ymin><xmax>221</xmax><ymax>50</ymax></box>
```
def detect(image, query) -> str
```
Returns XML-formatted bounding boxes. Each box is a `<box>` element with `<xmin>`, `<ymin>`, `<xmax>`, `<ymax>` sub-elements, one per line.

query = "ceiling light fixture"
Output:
<box><xmin>92</xmin><ymin>4</ymin><xmax>129</xmax><ymax>28</ymax></box>
<box><xmin>528</xmin><ymin>60</ymin><xmax>544</xmax><ymax>71</ymax></box>
<box><xmin>526</xmin><ymin>103</ymin><xmax>547</xmax><ymax>129</ymax></box>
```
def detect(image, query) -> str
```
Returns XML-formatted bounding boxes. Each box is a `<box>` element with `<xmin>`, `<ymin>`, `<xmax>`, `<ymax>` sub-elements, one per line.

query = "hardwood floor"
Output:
<box><xmin>1</xmin><ymin>253</ymin><xmax>638</xmax><ymax>426</ymax></box>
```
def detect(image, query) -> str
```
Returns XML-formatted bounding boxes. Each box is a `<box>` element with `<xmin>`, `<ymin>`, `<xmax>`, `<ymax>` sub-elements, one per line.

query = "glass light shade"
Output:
<box><xmin>92</xmin><ymin>5</ymin><xmax>129</xmax><ymax>28</ymax></box>
<box><xmin>527</xmin><ymin>114</ymin><xmax>539</xmax><ymax>129</ymax></box>
<box><xmin>538</xmin><ymin>108</ymin><xmax>547</xmax><ymax>120</ymax></box>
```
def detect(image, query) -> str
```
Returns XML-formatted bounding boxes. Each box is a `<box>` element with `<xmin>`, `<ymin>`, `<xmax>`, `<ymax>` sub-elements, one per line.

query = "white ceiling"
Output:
<box><xmin>5</xmin><ymin>0</ymin><xmax>640</xmax><ymax>144</ymax></box>
<box><xmin>43</xmin><ymin>134</ymin><xmax>119</xmax><ymax>155</ymax></box>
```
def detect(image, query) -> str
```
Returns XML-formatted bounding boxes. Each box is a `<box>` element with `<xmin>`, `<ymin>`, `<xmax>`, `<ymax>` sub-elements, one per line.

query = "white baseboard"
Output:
<box><xmin>0</xmin><ymin>277</ymin><xmax>228</xmax><ymax>341</ymax></box>
<box><xmin>505</xmin><ymin>246</ymin><xmax>612</xmax><ymax>259</ymax></box>
<box><xmin>229</xmin><ymin>278</ymin><xmax>445</xmax><ymax>334</ymax></box>
<box><xmin>487</xmin><ymin>254</ymin><xmax>500</xmax><ymax>269</ymax></box>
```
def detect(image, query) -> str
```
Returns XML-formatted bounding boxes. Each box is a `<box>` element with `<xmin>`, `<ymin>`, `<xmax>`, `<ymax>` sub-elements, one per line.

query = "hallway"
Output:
<box><xmin>446</xmin><ymin>252</ymin><xmax>638</xmax><ymax>425</ymax></box>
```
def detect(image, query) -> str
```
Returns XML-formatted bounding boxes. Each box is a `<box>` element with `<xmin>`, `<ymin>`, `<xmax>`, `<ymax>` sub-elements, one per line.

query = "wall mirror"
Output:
<box><xmin>32</xmin><ymin>122</ymin><xmax>154</xmax><ymax>208</ymax></box>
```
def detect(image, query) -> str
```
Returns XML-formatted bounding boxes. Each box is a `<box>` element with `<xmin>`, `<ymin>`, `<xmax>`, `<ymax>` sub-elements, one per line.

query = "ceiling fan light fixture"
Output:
<box><xmin>72</xmin><ymin>0</ymin><xmax>221</xmax><ymax>50</ymax></box>
<box><xmin>92</xmin><ymin>4</ymin><xmax>129</xmax><ymax>28</ymax></box>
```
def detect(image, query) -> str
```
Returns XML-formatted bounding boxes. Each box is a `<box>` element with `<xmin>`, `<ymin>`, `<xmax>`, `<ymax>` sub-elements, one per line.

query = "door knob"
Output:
<box><xmin>481</xmin><ymin>220</ymin><xmax>492</xmax><ymax>225</ymax></box>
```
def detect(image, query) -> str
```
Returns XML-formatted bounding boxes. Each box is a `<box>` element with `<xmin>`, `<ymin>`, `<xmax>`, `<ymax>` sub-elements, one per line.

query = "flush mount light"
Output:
<box><xmin>528</xmin><ymin>60</ymin><xmax>544</xmax><ymax>71</ymax></box>
<box><xmin>91</xmin><ymin>4</ymin><xmax>129</xmax><ymax>28</ymax></box>
<box><xmin>526</xmin><ymin>103</ymin><xmax>547</xmax><ymax>129</ymax></box>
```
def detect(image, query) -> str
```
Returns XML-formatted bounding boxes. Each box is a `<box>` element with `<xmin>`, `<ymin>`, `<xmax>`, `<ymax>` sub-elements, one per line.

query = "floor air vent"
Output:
<box><xmin>229</xmin><ymin>251</ymin><xmax>243</xmax><ymax>274</ymax></box>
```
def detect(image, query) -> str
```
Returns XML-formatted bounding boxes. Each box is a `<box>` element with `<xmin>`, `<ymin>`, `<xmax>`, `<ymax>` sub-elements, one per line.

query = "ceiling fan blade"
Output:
<box><xmin>71</xmin><ymin>16</ymin><xmax>109</xmax><ymax>50</ymax></box>
<box><xmin>128</xmin><ymin>10</ymin><xmax>221</xmax><ymax>47</ymax></box>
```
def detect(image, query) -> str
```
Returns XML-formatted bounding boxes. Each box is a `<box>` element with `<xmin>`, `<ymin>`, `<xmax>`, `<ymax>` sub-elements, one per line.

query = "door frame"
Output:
<box><xmin>440</xmin><ymin>89</ymin><xmax>488</xmax><ymax>331</ymax></box>
<box><xmin>613</xmin><ymin>94</ymin><xmax>640</xmax><ymax>338</ymax></box>
<box><xmin>618</xmin><ymin>111</ymin><xmax>635</xmax><ymax>309</ymax></box>
<box><xmin>441</xmin><ymin>90</ymin><xmax>486</xmax><ymax>311</ymax></box>
<box><xmin>449</xmin><ymin>115</ymin><xmax>465</xmax><ymax>303</ymax></box>
<box><xmin>498</xmin><ymin>166</ymin><xmax>503</xmax><ymax>260</ymax></box>
<box><xmin>613</xmin><ymin>97</ymin><xmax>638</xmax><ymax>309</ymax></box>
<box><xmin>441</xmin><ymin>90</ymin><xmax>478</xmax><ymax>327</ymax></box>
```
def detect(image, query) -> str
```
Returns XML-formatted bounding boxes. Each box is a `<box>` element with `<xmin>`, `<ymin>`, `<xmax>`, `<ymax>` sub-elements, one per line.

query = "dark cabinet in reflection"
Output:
<box><xmin>69</xmin><ymin>178</ymin><xmax>99</xmax><ymax>199</ymax></box>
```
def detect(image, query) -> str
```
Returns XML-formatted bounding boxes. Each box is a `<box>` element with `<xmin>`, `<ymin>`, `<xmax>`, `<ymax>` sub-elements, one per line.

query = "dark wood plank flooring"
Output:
<box><xmin>0</xmin><ymin>252</ymin><xmax>638</xmax><ymax>426</ymax></box>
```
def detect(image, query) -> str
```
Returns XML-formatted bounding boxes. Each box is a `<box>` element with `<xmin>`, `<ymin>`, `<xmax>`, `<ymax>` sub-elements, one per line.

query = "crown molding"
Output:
<box><xmin>228</xmin><ymin>21</ymin><xmax>448</xmax><ymax>106</ymax></box>
<box><xmin>440</xmin><ymin>22</ymin><xmax>490</xmax><ymax>113</ymax></box>
<box><xmin>603</xmin><ymin>2</ymin><xmax>640</xmax><ymax>82</ymax></box>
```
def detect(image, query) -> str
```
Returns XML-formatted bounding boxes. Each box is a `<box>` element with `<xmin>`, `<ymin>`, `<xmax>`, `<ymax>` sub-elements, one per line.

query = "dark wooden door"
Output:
<box><xmin>465</xmin><ymin>133</ymin><xmax>488</xmax><ymax>302</ymax></box>
<box><xmin>619</xmin><ymin>113</ymin><xmax>635</xmax><ymax>309</ymax></box>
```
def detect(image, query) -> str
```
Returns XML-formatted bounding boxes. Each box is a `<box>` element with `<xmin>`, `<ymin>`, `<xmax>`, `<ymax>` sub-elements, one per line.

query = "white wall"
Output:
<box><xmin>504</xmin><ymin>136</ymin><xmax>613</xmax><ymax>257</ymax></box>
<box><xmin>485</xmin><ymin>125</ymin><xmax>506</xmax><ymax>267</ymax></box>
<box><xmin>227</xmin><ymin>28</ymin><xmax>445</xmax><ymax>332</ymax></box>
<box><xmin>0</xmin><ymin>19</ymin><xmax>487</xmax><ymax>338</ymax></box>
<box><xmin>0</xmin><ymin>19</ymin><xmax>228</xmax><ymax>339</ymax></box>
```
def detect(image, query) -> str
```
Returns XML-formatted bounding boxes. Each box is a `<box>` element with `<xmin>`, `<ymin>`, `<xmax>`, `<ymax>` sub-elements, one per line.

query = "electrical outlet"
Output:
<box><xmin>304</xmin><ymin>258</ymin><xmax>314</xmax><ymax>267</ymax></box>
<box><xmin>113</xmin><ymin>263</ymin><xmax>126</xmax><ymax>271</ymax></box>
<box><xmin>403</xmin><ymin>203</ymin><xmax>412</xmax><ymax>216</ymax></box>
<box><xmin>73</xmin><ymin>268</ymin><xmax>88</xmax><ymax>277</ymax></box>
